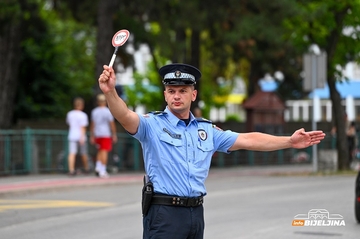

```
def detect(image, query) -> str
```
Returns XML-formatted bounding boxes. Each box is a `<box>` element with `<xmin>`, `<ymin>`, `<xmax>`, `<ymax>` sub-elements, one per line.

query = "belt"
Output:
<box><xmin>151</xmin><ymin>194</ymin><xmax>204</xmax><ymax>207</ymax></box>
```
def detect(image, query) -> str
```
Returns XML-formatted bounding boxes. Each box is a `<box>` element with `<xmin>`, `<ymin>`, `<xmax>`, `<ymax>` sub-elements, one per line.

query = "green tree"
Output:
<box><xmin>15</xmin><ymin>1</ymin><xmax>95</xmax><ymax>120</ymax></box>
<box><xmin>0</xmin><ymin>0</ymin><xmax>24</xmax><ymax>128</ymax></box>
<box><xmin>138</xmin><ymin>0</ymin><xmax>305</xmax><ymax>115</ymax></box>
<box><xmin>285</xmin><ymin>0</ymin><xmax>360</xmax><ymax>170</ymax></box>
<box><xmin>125</xmin><ymin>61</ymin><xmax>164</xmax><ymax>111</ymax></box>
<box><xmin>0</xmin><ymin>0</ymin><xmax>97</xmax><ymax>126</ymax></box>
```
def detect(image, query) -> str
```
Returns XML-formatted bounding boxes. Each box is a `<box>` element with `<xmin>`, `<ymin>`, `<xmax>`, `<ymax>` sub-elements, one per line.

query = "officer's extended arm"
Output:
<box><xmin>98</xmin><ymin>65</ymin><xmax>139</xmax><ymax>135</ymax></box>
<box><xmin>229</xmin><ymin>128</ymin><xmax>325</xmax><ymax>151</ymax></box>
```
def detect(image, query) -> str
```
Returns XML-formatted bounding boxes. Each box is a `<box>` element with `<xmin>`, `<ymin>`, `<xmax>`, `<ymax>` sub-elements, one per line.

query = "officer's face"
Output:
<box><xmin>164</xmin><ymin>85</ymin><xmax>197</xmax><ymax>115</ymax></box>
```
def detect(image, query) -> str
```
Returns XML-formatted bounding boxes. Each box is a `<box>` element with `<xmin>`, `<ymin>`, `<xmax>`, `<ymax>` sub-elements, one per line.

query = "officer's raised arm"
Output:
<box><xmin>98</xmin><ymin>65</ymin><xmax>139</xmax><ymax>135</ymax></box>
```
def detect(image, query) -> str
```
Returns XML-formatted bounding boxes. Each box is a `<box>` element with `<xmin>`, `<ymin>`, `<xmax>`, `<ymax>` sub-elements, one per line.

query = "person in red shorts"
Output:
<box><xmin>90</xmin><ymin>94</ymin><xmax>118</xmax><ymax>178</ymax></box>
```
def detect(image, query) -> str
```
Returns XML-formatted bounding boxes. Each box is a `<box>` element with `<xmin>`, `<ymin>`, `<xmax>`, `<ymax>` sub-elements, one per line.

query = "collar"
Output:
<box><xmin>164</xmin><ymin>107</ymin><xmax>197</xmax><ymax>127</ymax></box>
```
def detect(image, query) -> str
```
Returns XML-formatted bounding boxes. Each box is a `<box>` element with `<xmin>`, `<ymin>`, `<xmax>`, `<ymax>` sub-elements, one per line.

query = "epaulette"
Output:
<box><xmin>149</xmin><ymin>111</ymin><xmax>166</xmax><ymax>115</ymax></box>
<box><xmin>196</xmin><ymin>117</ymin><xmax>212</xmax><ymax>123</ymax></box>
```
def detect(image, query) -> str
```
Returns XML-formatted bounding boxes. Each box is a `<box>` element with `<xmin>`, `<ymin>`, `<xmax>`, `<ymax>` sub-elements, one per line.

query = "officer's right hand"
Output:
<box><xmin>99</xmin><ymin>65</ymin><xmax>116</xmax><ymax>93</ymax></box>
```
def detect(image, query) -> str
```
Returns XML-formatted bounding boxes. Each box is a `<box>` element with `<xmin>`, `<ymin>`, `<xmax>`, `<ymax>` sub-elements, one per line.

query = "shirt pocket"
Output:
<box><xmin>159</xmin><ymin>133</ymin><xmax>182</xmax><ymax>146</ymax></box>
<box><xmin>159</xmin><ymin>133</ymin><xmax>183</xmax><ymax>165</ymax></box>
<box><xmin>197</xmin><ymin>141</ymin><xmax>214</xmax><ymax>152</ymax></box>
<box><xmin>196</xmin><ymin>141</ymin><xmax>214</xmax><ymax>169</ymax></box>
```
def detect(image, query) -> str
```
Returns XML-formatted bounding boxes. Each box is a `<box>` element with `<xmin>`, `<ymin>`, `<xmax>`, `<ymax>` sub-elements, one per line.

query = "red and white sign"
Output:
<box><xmin>112</xmin><ymin>29</ymin><xmax>130</xmax><ymax>47</ymax></box>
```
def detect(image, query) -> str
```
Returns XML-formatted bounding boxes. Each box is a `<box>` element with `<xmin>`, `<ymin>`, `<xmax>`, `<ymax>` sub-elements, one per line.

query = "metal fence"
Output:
<box><xmin>0</xmin><ymin>129</ymin><xmax>142</xmax><ymax>175</ymax></box>
<box><xmin>0</xmin><ymin>128</ymin><xmax>350</xmax><ymax>175</ymax></box>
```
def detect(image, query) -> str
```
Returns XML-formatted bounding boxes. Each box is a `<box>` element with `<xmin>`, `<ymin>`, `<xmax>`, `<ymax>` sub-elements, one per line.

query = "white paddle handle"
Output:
<box><xmin>108</xmin><ymin>47</ymin><xmax>119</xmax><ymax>67</ymax></box>
<box><xmin>109</xmin><ymin>54</ymin><xmax>117</xmax><ymax>67</ymax></box>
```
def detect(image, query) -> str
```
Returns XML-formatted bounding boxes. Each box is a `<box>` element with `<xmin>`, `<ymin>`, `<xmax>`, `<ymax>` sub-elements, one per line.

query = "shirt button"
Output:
<box><xmin>188</xmin><ymin>144</ymin><xmax>190</xmax><ymax>147</ymax></box>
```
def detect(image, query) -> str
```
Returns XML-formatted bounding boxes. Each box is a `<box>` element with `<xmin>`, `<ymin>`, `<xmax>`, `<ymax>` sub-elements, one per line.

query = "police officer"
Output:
<box><xmin>98</xmin><ymin>63</ymin><xmax>326</xmax><ymax>239</ymax></box>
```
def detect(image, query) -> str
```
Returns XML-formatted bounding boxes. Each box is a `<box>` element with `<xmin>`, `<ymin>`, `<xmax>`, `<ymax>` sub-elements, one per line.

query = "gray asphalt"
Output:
<box><xmin>0</xmin><ymin>164</ymin><xmax>359</xmax><ymax>239</ymax></box>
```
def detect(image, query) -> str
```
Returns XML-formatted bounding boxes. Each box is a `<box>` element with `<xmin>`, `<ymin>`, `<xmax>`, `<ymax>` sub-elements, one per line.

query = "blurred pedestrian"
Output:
<box><xmin>66</xmin><ymin>97</ymin><xmax>89</xmax><ymax>176</ymax></box>
<box><xmin>331</xmin><ymin>113</ymin><xmax>357</xmax><ymax>167</ymax></box>
<box><xmin>98</xmin><ymin>63</ymin><xmax>326</xmax><ymax>239</ymax></box>
<box><xmin>348</xmin><ymin>121</ymin><xmax>357</xmax><ymax>166</ymax></box>
<box><xmin>90</xmin><ymin>94</ymin><xmax>118</xmax><ymax>178</ymax></box>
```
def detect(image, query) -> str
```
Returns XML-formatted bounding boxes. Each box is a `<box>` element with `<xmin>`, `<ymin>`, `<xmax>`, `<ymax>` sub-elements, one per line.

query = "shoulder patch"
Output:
<box><xmin>212</xmin><ymin>124</ymin><xmax>223</xmax><ymax>131</ymax></box>
<box><xmin>196</xmin><ymin>117</ymin><xmax>212</xmax><ymax>123</ymax></box>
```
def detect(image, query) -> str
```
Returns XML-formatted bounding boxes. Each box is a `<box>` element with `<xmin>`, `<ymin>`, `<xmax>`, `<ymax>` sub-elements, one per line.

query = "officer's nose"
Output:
<box><xmin>174</xmin><ymin>91</ymin><xmax>181</xmax><ymax>99</ymax></box>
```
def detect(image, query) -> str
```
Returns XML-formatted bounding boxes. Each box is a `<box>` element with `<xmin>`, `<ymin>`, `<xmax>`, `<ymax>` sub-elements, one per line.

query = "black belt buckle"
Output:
<box><xmin>171</xmin><ymin>196</ymin><xmax>203</xmax><ymax>207</ymax></box>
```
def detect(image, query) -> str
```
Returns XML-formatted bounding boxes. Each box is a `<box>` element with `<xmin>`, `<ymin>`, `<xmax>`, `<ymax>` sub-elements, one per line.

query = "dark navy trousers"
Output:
<box><xmin>143</xmin><ymin>204</ymin><xmax>204</xmax><ymax>239</ymax></box>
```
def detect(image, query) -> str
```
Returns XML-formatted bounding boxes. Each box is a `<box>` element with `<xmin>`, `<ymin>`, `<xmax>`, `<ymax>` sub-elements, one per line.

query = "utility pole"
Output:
<box><xmin>303</xmin><ymin>44</ymin><xmax>327</xmax><ymax>173</ymax></box>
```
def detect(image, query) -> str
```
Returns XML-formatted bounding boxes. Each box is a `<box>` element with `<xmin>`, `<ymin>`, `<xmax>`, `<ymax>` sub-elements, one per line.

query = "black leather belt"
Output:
<box><xmin>151</xmin><ymin>194</ymin><xmax>204</xmax><ymax>207</ymax></box>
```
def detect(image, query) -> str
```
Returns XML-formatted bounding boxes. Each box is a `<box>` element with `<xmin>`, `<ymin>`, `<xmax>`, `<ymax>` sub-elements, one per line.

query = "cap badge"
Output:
<box><xmin>175</xmin><ymin>71</ymin><xmax>182</xmax><ymax>78</ymax></box>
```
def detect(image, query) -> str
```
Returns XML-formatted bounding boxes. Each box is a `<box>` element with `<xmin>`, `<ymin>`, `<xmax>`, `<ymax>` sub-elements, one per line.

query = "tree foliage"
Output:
<box><xmin>15</xmin><ymin>1</ymin><xmax>95</xmax><ymax>120</ymax></box>
<box><xmin>1</xmin><ymin>0</ymin><xmax>359</xmax><ymax>155</ymax></box>
<box><xmin>125</xmin><ymin>60</ymin><xmax>165</xmax><ymax>111</ymax></box>
<box><xmin>284</xmin><ymin>0</ymin><xmax>360</xmax><ymax>170</ymax></box>
<box><xmin>0</xmin><ymin>0</ymin><xmax>24</xmax><ymax>128</ymax></box>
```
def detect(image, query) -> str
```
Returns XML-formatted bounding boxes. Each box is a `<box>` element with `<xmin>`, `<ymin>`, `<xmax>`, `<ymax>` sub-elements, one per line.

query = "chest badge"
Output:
<box><xmin>198</xmin><ymin>129</ymin><xmax>207</xmax><ymax>141</ymax></box>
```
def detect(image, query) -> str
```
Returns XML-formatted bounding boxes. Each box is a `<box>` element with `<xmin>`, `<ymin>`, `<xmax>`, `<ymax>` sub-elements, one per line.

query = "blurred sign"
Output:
<box><xmin>228</xmin><ymin>94</ymin><xmax>246</xmax><ymax>104</ymax></box>
<box><xmin>303</xmin><ymin>52</ymin><xmax>327</xmax><ymax>91</ymax></box>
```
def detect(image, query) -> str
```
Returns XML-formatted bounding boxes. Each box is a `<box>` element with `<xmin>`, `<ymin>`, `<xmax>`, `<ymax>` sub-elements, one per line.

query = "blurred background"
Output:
<box><xmin>0</xmin><ymin>0</ymin><xmax>360</xmax><ymax>175</ymax></box>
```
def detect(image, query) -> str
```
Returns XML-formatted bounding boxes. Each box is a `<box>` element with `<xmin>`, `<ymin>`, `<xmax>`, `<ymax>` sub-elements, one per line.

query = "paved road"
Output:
<box><xmin>0</xmin><ymin>165</ymin><xmax>359</xmax><ymax>239</ymax></box>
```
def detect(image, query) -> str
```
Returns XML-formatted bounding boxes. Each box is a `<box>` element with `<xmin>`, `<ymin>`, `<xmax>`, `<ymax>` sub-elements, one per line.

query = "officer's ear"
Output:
<box><xmin>192</xmin><ymin>89</ymin><xmax>197</xmax><ymax>101</ymax></box>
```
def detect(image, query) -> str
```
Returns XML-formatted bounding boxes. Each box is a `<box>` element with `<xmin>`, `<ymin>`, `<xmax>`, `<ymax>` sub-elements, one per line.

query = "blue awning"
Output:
<box><xmin>308</xmin><ymin>81</ymin><xmax>360</xmax><ymax>99</ymax></box>
<box><xmin>258</xmin><ymin>80</ymin><xmax>278</xmax><ymax>92</ymax></box>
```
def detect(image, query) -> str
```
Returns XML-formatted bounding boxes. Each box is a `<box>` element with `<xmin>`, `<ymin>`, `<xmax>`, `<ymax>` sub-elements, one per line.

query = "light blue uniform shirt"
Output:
<box><xmin>132</xmin><ymin>107</ymin><xmax>238</xmax><ymax>197</ymax></box>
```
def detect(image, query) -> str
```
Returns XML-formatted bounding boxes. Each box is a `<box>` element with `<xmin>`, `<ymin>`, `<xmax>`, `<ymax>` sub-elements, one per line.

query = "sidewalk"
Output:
<box><xmin>0</xmin><ymin>164</ymin><xmax>314</xmax><ymax>196</ymax></box>
<box><xmin>0</xmin><ymin>172</ymin><xmax>144</xmax><ymax>196</ymax></box>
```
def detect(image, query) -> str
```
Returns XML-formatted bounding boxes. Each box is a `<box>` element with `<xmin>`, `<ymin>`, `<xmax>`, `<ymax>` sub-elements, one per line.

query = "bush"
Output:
<box><xmin>225</xmin><ymin>114</ymin><xmax>241</xmax><ymax>122</ymax></box>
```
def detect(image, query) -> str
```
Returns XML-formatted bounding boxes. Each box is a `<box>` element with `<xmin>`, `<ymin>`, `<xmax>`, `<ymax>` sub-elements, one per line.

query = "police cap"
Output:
<box><xmin>159</xmin><ymin>63</ymin><xmax>201</xmax><ymax>85</ymax></box>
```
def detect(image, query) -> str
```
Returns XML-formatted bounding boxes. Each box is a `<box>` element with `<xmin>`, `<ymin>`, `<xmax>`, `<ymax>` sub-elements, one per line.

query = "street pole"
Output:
<box><xmin>311</xmin><ymin>53</ymin><xmax>318</xmax><ymax>173</ymax></box>
<box><xmin>303</xmin><ymin>44</ymin><xmax>326</xmax><ymax>173</ymax></box>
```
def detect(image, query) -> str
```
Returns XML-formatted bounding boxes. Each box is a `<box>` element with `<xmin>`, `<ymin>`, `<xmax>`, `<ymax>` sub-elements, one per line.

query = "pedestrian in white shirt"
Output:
<box><xmin>66</xmin><ymin>97</ymin><xmax>90</xmax><ymax>176</ymax></box>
